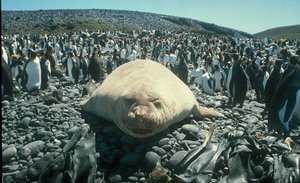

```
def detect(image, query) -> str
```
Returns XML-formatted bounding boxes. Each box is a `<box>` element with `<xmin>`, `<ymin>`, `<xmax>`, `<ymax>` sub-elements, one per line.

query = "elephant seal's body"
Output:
<box><xmin>81</xmin><ymin>60</ymin><xmax>222</xmax><ymax>138</ymax></box>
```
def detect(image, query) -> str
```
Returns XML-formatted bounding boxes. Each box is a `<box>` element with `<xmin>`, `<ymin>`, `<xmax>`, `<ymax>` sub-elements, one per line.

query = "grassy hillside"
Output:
<box><xmin>254</xmin><ymin>24</ymin><xmax>300</xmax><ymax>39</ymax></box>
<box><xmin>1</xmin><ymin>9</ymin><xmax>252</xmax><ymax>37</ymax></box>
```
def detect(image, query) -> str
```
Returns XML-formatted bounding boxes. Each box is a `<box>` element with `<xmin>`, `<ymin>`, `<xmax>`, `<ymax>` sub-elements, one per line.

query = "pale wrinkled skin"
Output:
<box><xmin>81</xmin><ymin>60</ymin><xmax>222</xmax><ymax>138</ymax></box>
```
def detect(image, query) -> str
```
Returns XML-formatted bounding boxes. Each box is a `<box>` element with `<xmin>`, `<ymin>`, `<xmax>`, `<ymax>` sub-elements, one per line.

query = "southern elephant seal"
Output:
<box><xmin>81</xmin><ymin>60</ymin><xmax>223</xmax><ymax>138</ymax></box>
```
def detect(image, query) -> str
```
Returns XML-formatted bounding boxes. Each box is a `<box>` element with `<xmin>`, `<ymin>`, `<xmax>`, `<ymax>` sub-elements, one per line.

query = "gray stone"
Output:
<box><xmin>144</xmin><ymin>151</ymin><xmax>160</xmax><ymax>169</ymax></box>
<box><xmin>67</xmin><ymin>126</ymin><xmax>79</xmax><ymax>136</ymax></box>
<box><xmin>168</xmin><ymin>151</ymin><xmax>188</xmax><ymax>168</ymax></box>
<box><xmin>158</xmin><ymin>138</ymin><xmax>170</xmax><ymax>147</ymax></box>
<box><xmin>181</xmin><ymin>124</ymin><xmax>200</xmax><ymax>134</ymax></box>
<box><xmin>22</xmin><ymin>140</ymin><xmax>45</xmax><ymax>155</ymax></box>
<box><xmin>2</xmin><ymin>100</ymin><xmax>10</xmax><ymax>107</ymax></box>
<box><xmin>18</xmin><ymin>117</ymin><xmax>31</xmax><ymax>128</ymax></box>
<box><xmin>161</xmin><ymin>144</ymin><xmax>172</xmax><ymax>151</ymax></box>
<box><xmin>2</xmin><ymin>145</ymin><xmax>17</xmax><ymax>163</ymax></box>
<box><xmin>109</xmin><ymin>174</ymin><xmax>122</xmax><ymax>183</ymax></box>
<box><xmin>18</xmin><ymin>147</ymin><xmax>31</xmax><ymax>159</ymax></box>
<box><xmin>119</xmin><ymin>151</ymin><xmax>141</xmax><ymax>166</ymax></box>
<box><xmin>24</xmin><ymin>111</ymin><xmax>34</xmax><ymax>117</ymax></box>
<box><xmin>61</xmin><ymin>122</ymin><xmax>70</xmax><ymax>129</ymax></box>
<box><xmin>175</xmin><ymin>133</ymin><xmax>186</xmax><ymax>141</ymax></box>
<box><xmin>128</xmin><ymin>176</ymin><xmax>139</xmax><ymax>182</ymax></box>
<box><xmin>35</xmin><ymin>130</ymin><xmax>53</xmax><ymax>140</ymax></box>
<box><xmin>151</xmin><ymin>146</ymin><xmax>166</xmax><ymax>155</ymax></box>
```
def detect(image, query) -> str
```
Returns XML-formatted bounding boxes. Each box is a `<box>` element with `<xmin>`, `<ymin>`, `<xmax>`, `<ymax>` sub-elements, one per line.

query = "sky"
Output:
<box><xmin>1</xmin><ymin>0</ymin><xmax>300</xmax><ymax>34</ymax></box>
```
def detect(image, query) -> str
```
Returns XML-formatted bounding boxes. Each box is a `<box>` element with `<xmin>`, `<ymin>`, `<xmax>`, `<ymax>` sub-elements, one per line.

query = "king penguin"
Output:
<box><xmin>268</xmin><ymin>65</ymin><xmax>300</xmax><ymax>135</ymax></box>
<box><xmin>176</xmin><ymin>56</ymin><xmax>189</xmax><ymax>84</ymax></box>
<box><xmin>22</xmin><ymin>51</ymin><xmax>42</xmax><ymax>92</ymax></box>
<box><xmin>66</xmin><ymin>52</ymin><xmax>80</xmax><ymax>84</ymax></box>
<box><xmin>226</xmin><ymin>54</ymin><xmax>248</xmax><ymax>107</ymax></box>
<box><xmin>264</xmin><ymin>59</ymin><xmax>283</xmax><ymax>112</ymax></box>
<box><xmin>255</xmin><ymin>65</ymin><xmax>270</xmax><ymax>103</ymax></box>
<box><xmin>40</xmin><ymin>50</ymin><xmax>52</xmax><ymax>90</ymax></box>
<box><xmin>1</xmin><ymin>55</ymin><xmax>14</xmax><ymax>100</ymax></box>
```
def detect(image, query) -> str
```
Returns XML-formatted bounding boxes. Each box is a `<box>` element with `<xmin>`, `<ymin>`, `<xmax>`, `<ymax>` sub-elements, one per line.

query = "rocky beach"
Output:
<box><xmin>2</xmin><ymin>72</ymin><xmax>300</xmax><ymax>182</ymax></box>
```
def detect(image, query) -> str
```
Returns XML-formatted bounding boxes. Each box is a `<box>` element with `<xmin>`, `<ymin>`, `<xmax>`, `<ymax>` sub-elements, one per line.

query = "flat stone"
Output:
<box><xmin>2</xmin><ymin>145</ymin><xmax>17</xmax><ymax>163</ymax></box>
<box><xmin>181</xmin><ymin>124</ymin><xmax>200</xmax><ymax>134</ymax></box>
<box><xmin>158</xmin><ymin>138</ymin><xmax>170</xmax><ymax>147</ymax></box>
<box><xmin>109</xmin><ymin>174</ymin><xmax>122</xmax><ymax>183</ymax></box>
<box><xmin>144</xmin><ymin>151</ymin><xmax>160</xmax><ymax>169</ymax></box>
<box><xmin>168</xmin><ymin>150</ymin><xmax>188</xmax><ymax>168</ymax></box>
<box><xmin>18</xmin><ymin>117</ymin><xmax>31</xmax><ymax>128</ymax></box>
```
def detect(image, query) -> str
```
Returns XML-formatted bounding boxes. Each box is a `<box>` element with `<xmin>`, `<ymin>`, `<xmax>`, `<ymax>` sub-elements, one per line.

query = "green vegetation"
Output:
<box><xmin>254</xmin><ymin>25</ymin><xmax>300</xmax><ymax>40</ymax></box>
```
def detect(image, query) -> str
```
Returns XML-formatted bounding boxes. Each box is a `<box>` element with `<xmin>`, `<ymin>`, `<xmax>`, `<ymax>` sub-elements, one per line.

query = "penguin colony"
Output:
<box><xmin>1</xmin><ymin>31</ymin><xmax>300</xmax><ymax>135</ymax></box>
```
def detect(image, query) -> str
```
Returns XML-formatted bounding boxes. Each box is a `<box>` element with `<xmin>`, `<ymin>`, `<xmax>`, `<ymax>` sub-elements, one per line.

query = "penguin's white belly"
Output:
<box><xmin>202</xmin><ymin>77</ymin><xmax>214</xmax><ymax>95</ymax></box>
<box><xmin>214</xmin><ymin>73</ymin><xmax>223</xmax><ymax>91</ymax></box>
<box><xmin>67</xmin><ymin>58</ymin><xmax>75</xmax><ymax>83</ymax></box>
<box><xmin>26</xmin><ymin>62</ymin><xmax>41</xmax><ymax>91</ymax></box>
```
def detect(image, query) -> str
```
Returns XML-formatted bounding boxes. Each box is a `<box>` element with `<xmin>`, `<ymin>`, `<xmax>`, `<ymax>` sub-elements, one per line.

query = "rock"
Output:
<box><xmin>181</xmin><ymin>124</ymin><xmax>200</xmax><ymax>134</ymax></box>
<box><xmin>24</xmin><ymin>111</ymin><xmax>34</xmax><ymax>117</ymax></box>
<box><xmin>152</xmin><ymin>146</ymin><xmax>166</xmax><ymax>155</ymax></box>
<box><xmin>174</xmin><ymin>132</ymin><xmax>186</xmax><ymax>141</ymax></box>
<box><xmin>18</xmin><ymin>147</ymin><xmax>31</xmax><ymax>159</ymax></box>
<box><xmin>168</xmin><ymin>151</ymin><xmax>188</xmax><ymax>168</ymax></box>
<box><xmin>120</xmin><ymin>151</ymin><xmax>141</xmax><ymax>166</ymax></box>
<box><xmin>19</xmin><ymin>140</ymin><xmax>45</xmax><ymax>158</ymax></box>
<box><xmin>161</xmin><ymin>144</ymin><xmax>172</xmax><ymax>151</ymax></box>
<box><xmin>109</xmin><ymin>174</ymin><xmax>122</xmax><ymax>183</ymax></box>
<box><xmin>144</xmin><ymin>151</ymin><xmax>160</xmax><ymax>169</ymax></box>
<box><xmin>67</xmin><ymin>126</ymin><xmax>79</xmax><ymax>136</ymax></box>
<box><xmin>2</xmin><ymin>100</ymin><xmax>10</xmax><ymax>107</ymax></box>
<box><xmin>18</xmin><ymin>117</ymin><xmax>31</xmax><ymax>128</ymax></box>
<box><xmin>128</xmin><ymin>176</ymin><xmax>139</xmax><ymax>182</ymax></box>
<box><xmin>27</xmin><ymin>153</ymin><xmax>56</xmax><ymax>180</ymax></box>
<box><xmin>158</xmin><ymin>138</ymin><xmax>170</xmax><ymax>147</ymax></box>
<box><xmin>2</xmin><ymin>145</ymin><xmax>17</xmax><ymax>163</ymax></box>
<box><xmin>34</xmin><ymin>130</ymin><xmax>53</xmax><ymax>140</ymax></box>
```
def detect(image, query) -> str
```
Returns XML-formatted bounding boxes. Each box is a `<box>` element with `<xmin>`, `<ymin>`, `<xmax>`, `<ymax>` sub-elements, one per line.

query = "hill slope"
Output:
<box><xmin>254</xmin><ymin>24</ymin><xmax>300</xmax><ymax>39</ymax></box>
<box><xmin>1</xmin><ymin>9</ymin><xmax>251</xmax><ymax>37</ymax></box>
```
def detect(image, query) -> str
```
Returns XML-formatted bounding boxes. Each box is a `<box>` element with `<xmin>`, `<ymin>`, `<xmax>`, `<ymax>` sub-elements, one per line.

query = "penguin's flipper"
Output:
<box><xmin>283</xmin><ymin>88</ymin><xmax>297</xmax><ymax>123</ymax></box>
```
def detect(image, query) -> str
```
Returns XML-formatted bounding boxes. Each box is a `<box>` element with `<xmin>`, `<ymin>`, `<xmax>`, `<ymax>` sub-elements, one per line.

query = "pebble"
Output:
<box><xmin>20</xmin><ymin>140</ymin><xmax>45</xmax><ymax>157</ymax></box>
<box><xmin>34</xmin><ymin>130</ymin><xmax>53</xmax><ymax>140</ymax></box>
<box><xmin>168</xmin><ymin>150</ymin><xmax>188</xmax><ymax>168</ymax></box>
<box><xmin>181</xmin><ymin>124</ymin><xmax>200</xmax><ymax>134</ymax></box>
<box><xmin>2</xmin><ymin>100</ymin><xmax>10</xmax><ymax>107</ymax></box>
<box><xmin>67</xmin><ymin>126</ymin><xmax>79</xmax><ymax>136</ymax></box>
<box><xmin>109</xmin><ymin>174</ymin><xmax>122</xmax><ymax>183</ymax></box>
<box><xmin>128</xmin><ymin>176</ymin><xmax>139</xmax><ymax>182</ymax></box>
<box><xmin>158</xmin><ymin>138</ymin><xmax>170</xmax><ymax>146</ymax></box>
<box><xmin>18</xmin><ymin>147</ymin><xmax>31</xmax><ymax>159</ymax></box>
<box><xmin>152</xmin><ymin>146</ymin><xmax>166</xmax><ymax>155</ymax></box>
<box><xmin>18</xmin><ymin>117</ymin><xmax>31</xmax><ymax>128</ymax></box>
<box><xmin>2</xmin><ymin>145</ymin><xmax>17</xmax><ymax>163</ymax></box>
<box><xmin>145</xmin><ymin>151</ymin><xmax>160</xmax><ymax>168</ymax></box>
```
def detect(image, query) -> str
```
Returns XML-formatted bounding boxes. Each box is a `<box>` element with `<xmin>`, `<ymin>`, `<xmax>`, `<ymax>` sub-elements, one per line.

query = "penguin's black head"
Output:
<box><xmin>290</xmin><ymin>55</ymin><xmax>299</xmax><ymax>66</ymax></box>
<box><xmin>274</xmin><ymin>59</ymin><xmax>283</xmax><ymax>68</ymax></box>
<box><xmin>31</xmin><ymin>51</ymin><xmax>37</xmax><ymax>59</ymax></box>
<box><xmin>68</xmin><ymin>52</ymin><xmax>74</xmax><ymax>57</ymax></box>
